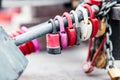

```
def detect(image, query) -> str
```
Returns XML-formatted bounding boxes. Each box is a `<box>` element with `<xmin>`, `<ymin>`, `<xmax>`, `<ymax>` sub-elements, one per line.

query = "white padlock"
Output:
<box><xmin>76</xmin><ymin>5</ymin><xmax>92</xmax><ymax>41</ymax></box>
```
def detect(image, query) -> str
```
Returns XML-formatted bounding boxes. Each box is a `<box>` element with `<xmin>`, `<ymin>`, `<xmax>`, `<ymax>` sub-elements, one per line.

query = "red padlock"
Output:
<box><xmin>62</xmin><ymin>12</ymin><xmax>76</xmax><ymax>46</ymax></box>
<box><xmin>26</xmin><ymin>41</ymin><xmax>35</xmax><ymax>54</ymax></box>
<box><xmin>46</xmin><ymin>19</ymin><xmax>61</xmax><ymax>54</ymax></box>
<box><xmin>83</xmin><ymin>4</ymin><xmax>99</xmax><ymax>38</ymax></box>
<box><xmin>16</xmin><ymin>29</ymin><xmax>30</xmax><ymax>55</ymax></box>
<box><xmin>17</xmin><ymin>28</ymin><xmax>35</xmax><ymax>54</ymax></box>
<box><xmin>84</xmin><ymin>0</ymin><xmax>101</xmax><ymax>6</ymax></box>
<box><xmin>21</xmin><ymin>26</ymin><xmax>40</xmax><ymax>52</ymax></box>
<box><xmin>82</xmin><ymin>36</ymin><xmax>106</xmax><ymax>73</ymax></box>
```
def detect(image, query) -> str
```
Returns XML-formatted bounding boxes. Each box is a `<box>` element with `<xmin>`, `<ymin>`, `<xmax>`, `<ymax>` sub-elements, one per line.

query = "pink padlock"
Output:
<box><xmin>54</xmin><ymin>15</ymin><xmax>68</xmax><ymax>50</ymax></box>
<box><xmin>21</xmin><ymin>26</ymin><xmax>40</xmax><ymax>52</ymax></box>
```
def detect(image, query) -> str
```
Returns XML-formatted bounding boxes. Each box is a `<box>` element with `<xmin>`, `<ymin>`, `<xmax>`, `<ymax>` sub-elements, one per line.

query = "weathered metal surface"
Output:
<box><xmin>0</xmin><ymin>27</ymin><xmax>28</xmax><ymax>80</ymax></box>
<box><xmin>111</xmin><ymin>4</ymin><xmax>120</xmax><ymax>20</ymax></box>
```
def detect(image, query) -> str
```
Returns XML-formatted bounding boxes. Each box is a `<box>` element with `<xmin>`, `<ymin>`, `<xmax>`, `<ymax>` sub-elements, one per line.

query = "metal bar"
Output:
<box><xmin>14</xmin><ymin>5</ymin><xmax>99</xmax><ymax>46</ymax></box>
<box><xmin>111</xmin><ymin>5</ymin><xmax>120</xmax><ymax>20</ymax></box>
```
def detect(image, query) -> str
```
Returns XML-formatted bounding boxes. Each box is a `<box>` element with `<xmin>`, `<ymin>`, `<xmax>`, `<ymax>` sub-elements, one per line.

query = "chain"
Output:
<box><xmin>97</xmin><ymin>1</ymin><xmax>117</xmax><ymax>17</ymax></box>
<box><xmin>104</xmin><ymin>15</ymin><xmax>115</xmax><ymax>69</ymax></box>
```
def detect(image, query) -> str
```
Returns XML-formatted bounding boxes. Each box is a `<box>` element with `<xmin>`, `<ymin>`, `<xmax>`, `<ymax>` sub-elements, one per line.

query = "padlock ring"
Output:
<box><xmin>62</xmin><ymin>12</ymin><xmax>73</xmax><ymax>28</ymax></box>
<box><xmin>83</xmin><ymin>4</ymin><xmax>94</xmax><ymax>19</ymax></box>
<box><xmin>54</xmin><ymin>15</ymin><xmax>65</xmax><ymax>32</ymax></box>
<box><xmin>48</xmin><ymin>19</ymin><xmax>58</xmax><ymax>34</ymax></box>
<box><xmin>70</xmin><ymin>10</ymin><xmax>79</xmax><ymax>28</ymax></box>
<box><xmin>76</xmin><ymin>5</ymin><xmax>89</xmax><ymax>24</ymax></box>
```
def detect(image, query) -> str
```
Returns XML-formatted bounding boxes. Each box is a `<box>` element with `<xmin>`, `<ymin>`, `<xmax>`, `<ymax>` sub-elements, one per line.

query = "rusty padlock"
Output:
<box><xmin>62</xmin><ymin>12</ymin><xmax>76</xmax><ymax>46</ymax></box>
<box><xmin>84</xmin><ymin>0</ymin><xmax>101</xmax><ymax>6</ymax></box>
<box><xmin>46</xmin><ymin>19</ymin><xmax>61</xmax><ymax>54</ymax></box>
<box><xmin>54</xmin><ymin>15</ymin><xmax>68</xmax><ymax>50</ymax></box>
<box><xmin>95</xmin><ymin>51</ymin><xmax>107</xmax><ymax>69</ymax></box>
<box><xmin>70</xmin><ymin>10</ymin><xmax>81</xmax><ymax>45</ymax></box>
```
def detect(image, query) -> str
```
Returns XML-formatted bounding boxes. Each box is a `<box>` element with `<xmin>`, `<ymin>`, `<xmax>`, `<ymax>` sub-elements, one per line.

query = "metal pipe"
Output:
<box><xmin>14</xmin><ymin>5</ymin><xmax>99</xmax><ymax>46</ymax></box>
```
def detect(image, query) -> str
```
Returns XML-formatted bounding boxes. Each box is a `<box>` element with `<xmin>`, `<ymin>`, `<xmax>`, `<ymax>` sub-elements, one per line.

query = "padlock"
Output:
<box><xmin>84</xmin><ymin>0</ymin><xmax>101</xmax><ymax>6</ymax></box>
<box><xmin>95</xmin><ymin>17</ymin><xmax>107</xmax><ymax>38</ymax></box>
<box><xmin>70</xmin><ymin>10</ymin><xmax>81</xmax><ymax>45</ymax></box>
<box><xmin>26</xmin><ymin>41</ymin><xmax>35</xmax><ymax>54</ymax></box>
<box><xmin>16</xmin><ymin>29</ymin><xmax>34</xmax><ymax>55</ymax></box>
<box><xmin>16</xmin><ymin>29</ymin><xmax>32</xmax><ymax>55</ymax></box>
<box><xmin>21</xmin><ymin>26</ymin><xmax>40</xmax><ymax>52</ymax></box>
<box><xmin>83</xmin><ymin>36</ymin><xmax>106</xmax><ymax>73</ymax></box>
<box><xmin>11</xmin><ymin>29</ymin><xmax>35</xmax><ymax>55</ymax></box>
<box><xmin>76</xmin><ymin>6</ymin><xmax>92</xmax><ymax>41</ymax></box>
<box><xmin>83</xmin><ymin>4</ymin><xmax>99</xmax><ymax>38</ymax></box>
<box><xmin>62</xmin><ymin>12</ymin><xmax>76</xmax><ymax>46</ymax></box>
<box><xmin>107</xmin><ymin>68</ymin><xmax>120</xmax><ymax>80</ymax></box>
<box><xmin>46</xmin><ymin>19</ymin><xmax>61</xmax><ymax>54</ymax></box>
<box><xmin>95</xmin><ymin>51</ymin><xmax>107</xmax><ymax>68</ymax></box>
<box><xmin>54</xmin><ymin>15</ymin><xmax>68</xmax><ymax>50</ymax></box>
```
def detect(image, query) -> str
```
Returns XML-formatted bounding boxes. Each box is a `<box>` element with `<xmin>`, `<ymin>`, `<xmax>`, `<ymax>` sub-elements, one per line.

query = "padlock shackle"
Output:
<box><xmin>62</xmin><ymin>12</ymin><xmax>73</xmax><ymax>28</ymax></box>
<box><xmin>76</xmin><ymin>5</ymin><xmax>89</xmax><ymax>24</ymax></box>
<box><xmin>54</xmin><ymin>15</ymin><xmax>65</xmax><ymax>32</ymax></box>
<box><xmin>83</xmin><ymin>4</ymin><xmax>95</xmax><ymax>19</ymax></box>
<box><xmin>91</xmin><ymin>36</ymin><xmax>106</xmax><ymax>66</ymax></box>
<box><xmin>48</xmin><ymin>19</ymin><xmax>57</xmax><ymax>34</ymax></box>
<box><xmin>70</xmin><ymin>10</ymin><xmax>79</xmax><ymax>28</ymax></box>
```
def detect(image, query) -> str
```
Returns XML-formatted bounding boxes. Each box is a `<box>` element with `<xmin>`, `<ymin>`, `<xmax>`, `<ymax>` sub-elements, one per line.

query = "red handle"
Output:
<box><xmin>62</xmin><ymin>12</ymin><xmax>73</xmax><ymax>28</ymax></box>
<box><xmin>83</xmin><ymin>4</ymin><xmax>94</xmax><ymax>19</ymax></box>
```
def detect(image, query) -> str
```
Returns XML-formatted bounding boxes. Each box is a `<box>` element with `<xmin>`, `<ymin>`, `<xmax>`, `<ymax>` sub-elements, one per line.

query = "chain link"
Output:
<box><xmin>104</xmin><ymin>15</ymin><xmax>115</xmax><ymax>69</ymax></box>
<box><xmin>97</xmin><ymin>1</ymin><xmax>117</xmax><ymax>17</ymax></box>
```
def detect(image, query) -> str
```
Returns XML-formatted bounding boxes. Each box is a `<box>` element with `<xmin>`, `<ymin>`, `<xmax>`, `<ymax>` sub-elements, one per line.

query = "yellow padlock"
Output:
<box><xmin>95</xmin><ymin>51</ymin><xmax>107</xmax><ymax>69</ymax></box>
<box><xmin>107</xmin><ymin>68</ymin><xmax>120</xmax><ymax>80</ymax></box>
<box><xmin>95</xmin><ymin>17</ymin><xmax>107</xmax><ymax>38</ymax></box>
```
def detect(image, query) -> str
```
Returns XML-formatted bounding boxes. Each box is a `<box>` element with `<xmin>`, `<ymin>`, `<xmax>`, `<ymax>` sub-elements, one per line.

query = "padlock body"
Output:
<box><xmin>66</xmin><ymin>27</ymin><xmax>76</xmax><ymax>46</ymax></box>
<box><xmin>95</xmin><ymin>18</ymin><xmax>107</xmax><ymax>38</ymax></box>
<box><xmin>108</xmin><ymin>68</ymin><xmax>120</xmax><ymax>80</ymax></box>
<box><xmin>79</xmin><ymin>20</ymin><xmax>92</xmax><ymax>41</ymax></box>
<box><xmin>46</xmin><ymin>34</ymin><xmax>61</xmax><ymax>54</ymax></box>
<box><xmin>59</xmin><ymin>32</ymin><xmax>68</xmax><ymax>50</ymax></box>
<box><xmin>84</xmin><ymin>0</ymin><xmax>101</xmax><ymax>5</ymax></box>
<box><xmin>90</xmin><ymin>18</ymin><xmax>99</xmax><ymax>38</ymax></box>
<box><xmin>95</xmin><ymin>51</ymin><xmax>107</xmax><ymax>69</ymax></box>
